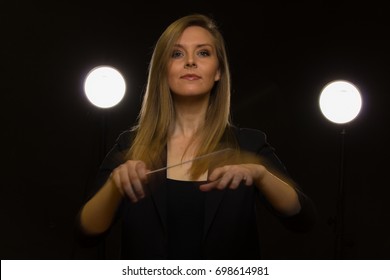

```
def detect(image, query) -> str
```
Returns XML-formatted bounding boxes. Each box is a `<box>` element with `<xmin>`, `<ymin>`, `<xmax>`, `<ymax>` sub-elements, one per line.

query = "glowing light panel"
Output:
<box><xmin>84</xmin><ymin>66</ymin><xmax>126</xmax><ymax>108</ymax></box>
<box><xmin>319</xmin><ymin>80</ymin><xmax>362</xmax><ymax>124</ymax></box>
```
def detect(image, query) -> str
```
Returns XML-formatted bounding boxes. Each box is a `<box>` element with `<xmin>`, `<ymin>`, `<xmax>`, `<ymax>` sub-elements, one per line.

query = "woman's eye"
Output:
<box><xmin>172</xmin><ymin>50</ymin><xmax>183</xmax><ymax>58</ymax></box>
<box><xmin>198</xmin><ymin>50</ymin><xmax>210</xmax><ymax>57</ymax></box>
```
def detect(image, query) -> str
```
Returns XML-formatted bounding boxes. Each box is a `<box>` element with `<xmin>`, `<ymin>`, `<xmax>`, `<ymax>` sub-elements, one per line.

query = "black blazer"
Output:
<box><xmin>75</xmin><ymin>126</ymin><xmax>316</xmax><ymax>259</ymax></box>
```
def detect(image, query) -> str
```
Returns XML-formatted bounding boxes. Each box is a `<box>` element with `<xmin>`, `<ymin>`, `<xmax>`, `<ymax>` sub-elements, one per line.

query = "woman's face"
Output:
<box><xmin>167</xmin><ymin>26</ymin><xmax>220</xmax><ymax>98</ymax></box>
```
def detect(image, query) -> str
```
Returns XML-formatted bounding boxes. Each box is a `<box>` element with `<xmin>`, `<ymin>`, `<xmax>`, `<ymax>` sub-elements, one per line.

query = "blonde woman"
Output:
<box><xmin>76</xmin><ymin>13</ymin><xmax>316</xmax><ymax>259</ymax></box>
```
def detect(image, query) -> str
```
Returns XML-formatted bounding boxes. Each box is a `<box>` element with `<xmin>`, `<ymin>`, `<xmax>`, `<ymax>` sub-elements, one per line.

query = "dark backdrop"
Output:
<box><xmin>2</xmin><ymin>0</ymin><xmax>389</xmax><ymax>259</ymax></box>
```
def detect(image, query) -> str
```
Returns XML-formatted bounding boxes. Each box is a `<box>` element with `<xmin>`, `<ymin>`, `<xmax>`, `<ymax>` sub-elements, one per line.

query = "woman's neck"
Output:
<box><xmin>167</xmin><ymin>95</ymin><xmax>209</xmax><ymax>181</ymax></box>
<box><xmin>171</xmin><ymin>95</ymin><xmax>209</xmax><ymax>138</ymax></box>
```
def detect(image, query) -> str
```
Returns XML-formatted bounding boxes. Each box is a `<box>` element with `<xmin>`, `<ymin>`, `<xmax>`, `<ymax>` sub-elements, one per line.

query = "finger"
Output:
<box><xmin>119</xmin><ymin>167</ymin><xmax>139</xmax><ymax>202</ymax></box>
<box><xmin>199</xmin><ymin>180</ymin><xmax>219</xmax><ymax>192</ymax></box>
<box><xmin>243</xmin><ymin>175</ymin><xmax>253</xmax><ymax>186</ymax></box>
<box><xmin>229</xmin><ymin>174</ymin><xmax>245</xmax><ymax>189</ymax></box>
<box><xmin>135</xmin><ymin>161</ymin><xmax>149</xmax><ymax>185</ymax></box>
<box><xmin>110</xmin><ymin>171</ymin><xmax>124</xmax><ymax>197</ymax></box>
<box><xmin>118</xmin><ymin>165</ymin><xmax>131</xmax><ymax>190</ymax></box>
<box><xmin>208</xmin><ymin>166</ymin><xmax>228</xmax><ymax>181</ymax></box>
<box><xmin>123</xmin><ymin>182</ymin><xmax>138</xmax><ymax>203</ymax></box>
<box><xmin>128</xmin><ymin>163</ymin><xmax>145</xmax><ymax>199</ymax></box>
<box><xmin>216</xmin><ymin>172</ymin><xmax>234</xmax><ymax>190</ymax></box>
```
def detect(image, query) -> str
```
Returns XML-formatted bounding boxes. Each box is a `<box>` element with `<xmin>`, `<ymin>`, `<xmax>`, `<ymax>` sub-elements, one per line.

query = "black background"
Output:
<box><xmin>2</xmin><ymin>0</ymin><xmax>390</xmax><ymax>259</ymax></box>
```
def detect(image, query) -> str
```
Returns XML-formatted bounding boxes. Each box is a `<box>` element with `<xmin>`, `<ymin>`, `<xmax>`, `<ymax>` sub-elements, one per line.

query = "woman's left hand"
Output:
<box><xmin>199</xmin><ymin>164</ymin><xmax>266</xmax><ymax>191</ymax></box>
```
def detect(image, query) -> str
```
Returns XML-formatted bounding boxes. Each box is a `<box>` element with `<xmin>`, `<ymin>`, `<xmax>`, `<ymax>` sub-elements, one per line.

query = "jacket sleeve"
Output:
<box><xmin>73</xmin><ymin>130</ymin><xmax>132</xmax><ymax>247</ymax></box>
<box><xmin>235</xmin><ymin>127</ymin><xmax>317</xmax><ymax>233</ymax></box>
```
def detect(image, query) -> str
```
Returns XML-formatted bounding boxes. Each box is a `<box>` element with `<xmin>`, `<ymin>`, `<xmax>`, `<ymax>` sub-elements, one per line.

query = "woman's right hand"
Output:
<box><xmin>110</xmin><ymin>160</ymin><xmax>150</xmax><ymax>203</ymax></box>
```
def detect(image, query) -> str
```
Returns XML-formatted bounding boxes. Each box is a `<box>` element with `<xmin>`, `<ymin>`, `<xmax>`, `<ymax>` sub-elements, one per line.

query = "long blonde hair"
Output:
<box><xmin>127</xmin><ymin>14</ymin><xmax>233</xmax><ymax>179</ymax></box>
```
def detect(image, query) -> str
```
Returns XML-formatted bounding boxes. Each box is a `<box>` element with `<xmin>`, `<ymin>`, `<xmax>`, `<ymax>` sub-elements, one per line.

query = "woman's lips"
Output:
<box><xmin>181</xmin><ymin>74</ymin><xmax>201</xmax><ymax>80</ymax></box>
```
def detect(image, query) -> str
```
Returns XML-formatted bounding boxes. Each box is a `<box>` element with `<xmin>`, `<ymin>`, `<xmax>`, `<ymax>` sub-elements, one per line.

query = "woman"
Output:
<box><xmin>75</xmin><ymin>13</ymin><xmax>316</xmax><ymax>259</ymax></box>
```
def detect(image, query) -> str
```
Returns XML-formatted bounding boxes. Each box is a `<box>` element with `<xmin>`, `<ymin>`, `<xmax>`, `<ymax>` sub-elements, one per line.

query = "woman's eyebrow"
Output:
<box><xmin>173</xmin><ymin>43</ymin><xmax>213</xmax><ymax>48</ymax></box>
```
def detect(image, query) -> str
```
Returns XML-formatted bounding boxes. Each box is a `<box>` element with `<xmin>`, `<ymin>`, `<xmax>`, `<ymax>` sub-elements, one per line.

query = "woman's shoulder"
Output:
<box><xmin>229</xmin><ymin>125</ymin><xmax>267</xmax><ymax>143</ymax></box>
<box><xmin>114</xmin><ymin>129</ymin><xmax>136</xmax><ymax>151</ymax></box>
<box><xmin>226</xmin><ymin>125</ymin><xmax>269</xmax><ymax>153</ymax></box>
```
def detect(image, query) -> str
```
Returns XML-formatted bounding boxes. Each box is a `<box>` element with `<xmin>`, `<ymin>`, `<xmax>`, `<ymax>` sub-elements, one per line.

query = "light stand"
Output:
<box><xmin>319</xmin><ymin>80</ymin><xmax>362</xmax><ymax>259</ymax></box>
<box><xmin>335</xmin><ymin>126</ymin><xmax>346</xmax><ymax>259</ymax></box>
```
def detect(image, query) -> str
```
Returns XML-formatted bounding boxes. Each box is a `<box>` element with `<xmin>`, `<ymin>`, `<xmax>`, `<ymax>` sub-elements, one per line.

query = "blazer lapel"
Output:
<box><xmin>202</xmin><ymin>128</ymin><xmax>238</xmax><ymax>240</ymax></box>
<box><xmin>203</xmin><ymin>188</ymin><xmax>227</xmax><ymax>240</ymax></box>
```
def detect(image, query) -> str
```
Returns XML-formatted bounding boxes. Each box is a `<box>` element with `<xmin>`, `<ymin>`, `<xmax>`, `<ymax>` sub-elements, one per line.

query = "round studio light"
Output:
<box><xmin>319</xmin><ymin>80</ymin><xmax>362</xmax><ymax>124</ymax></box>
<box><xmin>84</xmin><ymin>65</ymin><xmax>126</xmax><ymax>108</ymax></box>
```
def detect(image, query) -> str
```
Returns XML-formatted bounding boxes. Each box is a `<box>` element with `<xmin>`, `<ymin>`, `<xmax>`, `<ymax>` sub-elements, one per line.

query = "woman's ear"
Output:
<box><xmin>214</xmin><ymin>69</ymin><xmax>221</xmax><ymax>81</ymax></box>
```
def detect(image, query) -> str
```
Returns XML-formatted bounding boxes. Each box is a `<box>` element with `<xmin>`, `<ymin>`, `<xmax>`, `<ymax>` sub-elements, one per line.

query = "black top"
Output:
<box><xmin>167</xmin><ymin>179</ymin><xmax>206</xmax><ymax>259</ymax></box>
